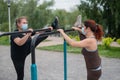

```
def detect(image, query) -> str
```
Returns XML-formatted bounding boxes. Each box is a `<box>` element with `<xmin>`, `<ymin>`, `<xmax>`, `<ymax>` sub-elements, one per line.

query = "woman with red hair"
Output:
<box><xmin>57</xmin><ymin>20</ymin><xmax>104</xmax><ymax>80</ymax></box>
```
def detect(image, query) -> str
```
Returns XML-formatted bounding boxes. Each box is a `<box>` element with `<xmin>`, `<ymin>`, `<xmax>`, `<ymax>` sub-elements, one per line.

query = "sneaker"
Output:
<box><xmin>74</xmin><ymin>15</ymin><xmax>82</xmax><ymax>27</ymax></box>
<box><xmin>51</xmin><ymin>16</ymin><xmax>59</xmax><ymax>29</ymax></box>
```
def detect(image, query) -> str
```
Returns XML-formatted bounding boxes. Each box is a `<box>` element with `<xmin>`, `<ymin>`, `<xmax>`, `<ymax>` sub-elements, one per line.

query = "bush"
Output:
<box><xmin>75</xmin><ymin>36</ymin><xmax>80</xmax><ymax>41</ymax></box>
<box><xmin>66</xmin><ymin>35</ymin><xmax>80</xmax><ymax>46</ymax></box>
<box><xmin>116</xmin><ymin>39</ymin><xmax>120</xmax><ymax>45</ymax></box>
<box><xmin>69</xmin><ymin>35</ymin><xmax>80</xmax><ymax>41</ymax></box>
<box><xmin>102</xmin><ymin>37</ymin><xmax>115</xmax><ymax>48</ymax></box>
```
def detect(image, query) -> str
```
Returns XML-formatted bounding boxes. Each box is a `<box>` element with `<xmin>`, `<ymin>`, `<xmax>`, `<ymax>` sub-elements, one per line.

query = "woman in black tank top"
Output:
<box><xmin>57</xmin><ymin>20</ymin><xmax>104</xmax><ymax>80</ymax></box>
<box><xmin>10</xmin><ymin>16</ymin><xmax>53</xmax><ymax>80</ymax></box>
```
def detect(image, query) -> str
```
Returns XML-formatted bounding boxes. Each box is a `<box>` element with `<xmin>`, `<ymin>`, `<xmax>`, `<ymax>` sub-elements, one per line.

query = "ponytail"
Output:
<box><xmin>84</xmin><ymin>20</ymin><xmax>104</xmax><ymax>41</ymax></box>
<box><xmin>94</xmin><ymin>24</ymin><xmax>104</xmax><ymax>41</ymax></box>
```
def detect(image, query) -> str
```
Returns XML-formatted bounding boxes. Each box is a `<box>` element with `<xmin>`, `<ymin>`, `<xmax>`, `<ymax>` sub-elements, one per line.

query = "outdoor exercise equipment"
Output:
<box><xmin>0</xmin><ymin>15</ymin><xmax>80</xmax><ymax>80</ymax></box>
<box><xmin>35</xmin><ymin>29</ymin><xmax>75</xmax><ymax>38</ymax></box>
<box><xmin>64</xmin><ymin>39</ymin><xmax>67</xmax><ymax>80</ymax></box>
<box><xmin>32</xmin><ymin>29</ymin><xmax>75</xmax><ymax>80</ymax></box>
<box><xmin>0</xmin><ymin>28</ymin><xmax>75</xmax><ymax>80</ymax></box>
<box><xmin>1</xmin><ymin>1</ymin><xmax>82</xmax><ymax>80</ymax></box>
<box><xmin>0</xmin><ymin>28</ymin><xmax>51</xmax><ymax>37</ymax></box>
<box><xmin>0</xmin><ymin>23</ymin><xmax>77</xmax><ymax>80</ymax></box>
<box><xmin>31</xmin><ymin>34</ymin><xmax>40</xmax><ymax>80</ymax></box>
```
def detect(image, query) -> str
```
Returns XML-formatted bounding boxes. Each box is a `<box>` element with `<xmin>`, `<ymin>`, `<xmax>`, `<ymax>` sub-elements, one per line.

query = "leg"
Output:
<box><xmin>12</xmin><ymin>58</ymin><xmax>25</xmax><ymax>80</ymax></box>
<box><xmin>87</xmin><ymin>70</ymin><xmax>102</xmax><ymax>80</ymax></box>
<box><xmin>35</xmin><ymin>34</ymin><xmax>48</xmax><ymax>47</ymax></box>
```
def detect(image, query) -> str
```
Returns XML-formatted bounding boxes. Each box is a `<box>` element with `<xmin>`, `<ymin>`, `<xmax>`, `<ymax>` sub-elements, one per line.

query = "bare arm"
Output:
<box><xmin>72</xmin><ymin>27</ymin><xmax>82</xmax><ymax>32</ymax></box>
<box><xmin>14</xmin><ymin>34</ymin><xmax>30</xmax><ymax>46</ymax></box>
<box><xmin>14</xmin><ymin>29</ymin><xmax>33</xmax><ymax>46</ymax></box>
<box><xmin>57</xmin><ymin>29</ymin><xmax>89</xmax><ymax>48</ymax></box>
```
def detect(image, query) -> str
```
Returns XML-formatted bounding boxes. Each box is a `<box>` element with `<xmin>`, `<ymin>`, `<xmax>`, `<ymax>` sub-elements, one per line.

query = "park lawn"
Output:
<box><xmin>0</xmin><ymin>36</ymin><xmax>9</xmax><ymax>45</ymax></box>
<box><xmin>38</xmin><ymin>44</ymin><xmax>120</xmax><ymax>59</ymax></box>
<box><xmin>1</xmin><ymin>36</ymin><xmax>120</xmax><ymax>58</ymax></box>
<box><xmin>0</xmin><ymin>36</ymin><xmax>50</xmax><ymax>45</ymax></box>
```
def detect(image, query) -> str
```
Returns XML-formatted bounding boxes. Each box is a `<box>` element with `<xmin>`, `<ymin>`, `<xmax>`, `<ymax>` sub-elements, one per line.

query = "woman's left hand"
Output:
<box><xmin>72</xmin><ymin>27</ymin><xmax>80</xmax><ymax>31</ymax></box>
<box><xmin>48</xmin><ymin>26</ymin><xmax>53</xmax><ymax>30</ymax></box>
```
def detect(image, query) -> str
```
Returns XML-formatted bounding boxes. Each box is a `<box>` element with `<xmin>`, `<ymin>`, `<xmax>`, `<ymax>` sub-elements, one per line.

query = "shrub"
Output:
<box><xmin>67</xmin><ymin>35</ymin><xmax>80</xmax><ymax>46</ymax></box>
<box><xmin>69</xmin><ymin>35</ymin><xmax>80</xmax><ymax>41</ymax></box>
<box><xmin>116</xmin><ymin>39</ymin><xmax>120</xmax><ymax>45</ymax></box>
<box><xmin>75</xmin><ymin>36</ymin><xmax>80</xmax><ymax>41</ymax></box>
<box><xmin>102</xmin><ymin>37</ymin><xmax>115</xmax><ymax>48</ymax></box>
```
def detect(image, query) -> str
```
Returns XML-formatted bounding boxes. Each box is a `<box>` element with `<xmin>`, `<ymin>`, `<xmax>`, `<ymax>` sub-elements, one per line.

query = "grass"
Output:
<box><xmin>0</xmin><ymin>36</ymin><xmax>50</xmax><ymax>45</ymax></box>
<box><xmin>38</xmin><ymin>44</ymin><xmax>120</xmax><ymax>59</ymax></box>
<box><xmin>0</xmin><ymin>36</ymin><xmax>9</xmax><ymax>45</ymax></box>
<box><xmin>98</xmin><ymin>45</ymin><xmax>120</xmax><ymax>58</ymax></box>
<box><xmin>1</xmin><ymin>36</ymin><xmax>120</xmax><ymax>58</ymax></box>
<box><xmin>38</xmin><ymin>44</ymin><xmax>81</xmax><ymax>53</ymax></box>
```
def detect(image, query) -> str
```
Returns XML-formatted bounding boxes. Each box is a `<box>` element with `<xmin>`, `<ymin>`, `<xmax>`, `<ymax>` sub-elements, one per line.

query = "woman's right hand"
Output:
<box><xmin>27</xmin><ymin>28</ymin><xmax>33</xmax><ymax>36</ymax></box>
<box><xmin>57</xmin><ymin>29</ymin><xmax>64</xmax><ymax>33</ymax></box>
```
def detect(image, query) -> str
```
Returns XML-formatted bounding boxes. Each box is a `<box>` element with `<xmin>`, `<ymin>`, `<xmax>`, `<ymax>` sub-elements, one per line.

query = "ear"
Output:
<box><xmin>17</xmin><ymin>23</ymin><xmax>22</xmax><ymax>29</ymax></box>
<box><xmin>87</xmin><ymin>27</ymin><xmax>91</xmax><ymax>31</ymax></box>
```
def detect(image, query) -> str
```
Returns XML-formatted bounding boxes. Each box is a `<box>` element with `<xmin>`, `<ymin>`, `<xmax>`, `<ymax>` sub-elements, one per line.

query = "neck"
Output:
<box><xmin>86</xmin><ymin>32</ymin><xmax>95</xmax><ymax>38</ymax></box>
<box><xmin>18</xmin><ymin>28</ymin><xmax>22</xmax><ymax>32</ymax></box>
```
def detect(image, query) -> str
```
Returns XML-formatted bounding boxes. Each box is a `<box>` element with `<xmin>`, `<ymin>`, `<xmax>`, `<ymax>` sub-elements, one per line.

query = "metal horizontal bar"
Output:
<box><xmin>0</xmin><ymin>28</ymin><xmax>75</xmax><ymax>37</ymax></box>
<box><xmin>0</xmin><ymin>28</ymin><xmax>51</xmax><ymax>37</ymax></box>
<box><xmin>39</xmin><ymin>29</ymin><xmax>75</xmax><ymax>37</ymax></box>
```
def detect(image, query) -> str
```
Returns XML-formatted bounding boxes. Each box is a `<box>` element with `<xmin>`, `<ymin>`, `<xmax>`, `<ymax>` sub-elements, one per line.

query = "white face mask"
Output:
<box><xmin>21</xmin><ymin>24</ymin><xmax>28</xmax><ymax>30</ymax></box>
<box><xmin>81</xmin><ymin>27</ymin><xmax>86</xmax><ymax>35</ymax></box>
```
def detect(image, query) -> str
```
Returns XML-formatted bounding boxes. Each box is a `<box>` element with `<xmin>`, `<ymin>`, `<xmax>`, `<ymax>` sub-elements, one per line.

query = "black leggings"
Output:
<box><xmin>11</xmin><ymin>35</ymin><xmax>48</xmax><ymax>80</ymax></box>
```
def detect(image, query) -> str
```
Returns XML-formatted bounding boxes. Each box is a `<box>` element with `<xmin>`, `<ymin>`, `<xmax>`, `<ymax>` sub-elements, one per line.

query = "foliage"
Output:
<box><xmin>102</xmin><ymin>37</ymin><xmax>115</xmax><ymax>48</ymax></box>
<box><xmin>0</xmin><ymin>0</ymin><xmax>82</xmax><ymax>34</ymax></box>
<box><xmin>69</xmin><ymin>35</ymin><xmax>80</xmax><ymax>41</ymax></box>
<box><xmin>116</xmin><ymin>39</ymin><xmax>120</xmax><ymax>45</ymax></box>
<box><xmin>0</xmin><ymin>22</ymin><xmax>9</xmax><ymax>31</ymax></box>
<box><xmin>0</xmin><ymin>36</ymin><xmax>9</xmax><ymax>45</ymax></box>
<box><xmin>0</xmin><ymin>0</ymin><xmax>8</xmax><ymax>31</ymax></box>
<box><xmin>78</xmin><ymin>0</ymin><xmax>120</xmax><ymax>38</ymax></box>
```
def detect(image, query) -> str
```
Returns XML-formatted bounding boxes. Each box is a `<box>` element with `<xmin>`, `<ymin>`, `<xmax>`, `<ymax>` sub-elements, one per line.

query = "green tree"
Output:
<box><xmin>0</xmin><ymin>0</ymin><xmax>8</xmax><ymax>31</ymax></box>
<box><xmin>78</xmin><ymin>0</ymin><xmax>120</xmax><ymax>38</ymax></box>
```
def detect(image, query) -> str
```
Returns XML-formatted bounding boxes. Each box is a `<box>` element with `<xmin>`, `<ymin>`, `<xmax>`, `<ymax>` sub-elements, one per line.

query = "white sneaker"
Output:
<box><xmin>74</xmin><ymin>15</ymin><xmax>82</xmax><ymax>27</ymax></box>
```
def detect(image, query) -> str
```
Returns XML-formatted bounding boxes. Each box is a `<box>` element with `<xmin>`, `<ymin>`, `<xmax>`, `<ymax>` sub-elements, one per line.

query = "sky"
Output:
<box><xmin>39</xmin><ymin>0</ymin><xmax>80</xmax><ymax>12</ymax></box>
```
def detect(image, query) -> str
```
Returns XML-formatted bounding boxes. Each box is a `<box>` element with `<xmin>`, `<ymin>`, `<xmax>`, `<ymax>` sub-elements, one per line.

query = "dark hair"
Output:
<box><xmin>84</xmin><ymin>20</ymin><xmax>104</xmax><ymax>41</ymax></box>
<box><xmin>15</xmin><ymin>16</ymin><xmax>27</xmax><ymax>27</ymax></box>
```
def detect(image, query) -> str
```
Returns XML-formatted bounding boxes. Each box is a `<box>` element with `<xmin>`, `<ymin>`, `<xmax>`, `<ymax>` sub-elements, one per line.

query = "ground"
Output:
<box><xmin>0</xmin><ymin>36</ymin><xmax>120</xmax><ymax>80</ymax></box>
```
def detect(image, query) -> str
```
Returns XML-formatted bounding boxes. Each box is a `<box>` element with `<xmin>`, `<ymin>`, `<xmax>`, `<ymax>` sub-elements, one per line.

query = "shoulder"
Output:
<box><xmin>82</xmin><ymin>38</ymin><xmax>97</xmax><ymax>46</ymax></box>
<box><xmin>11</xmin><ymin>30</ymin><xmax>22</xmax><ymax>39</ymax></box>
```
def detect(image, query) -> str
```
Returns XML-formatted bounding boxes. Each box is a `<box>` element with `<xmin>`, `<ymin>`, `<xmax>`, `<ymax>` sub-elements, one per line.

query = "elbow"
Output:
<box><xmin>69</xmin><ymin>41</ymin><xmax>74</xmax><ymax>47</ymax></box>
<box><xmin>16</xmin><ymin>42</ymin><xmax>24</xmax><ymax>46</ymax></box>
<box><xmin>17</xmin><ymin>43</ymin><xmax>24</xmax><ymax>46</ymax></box>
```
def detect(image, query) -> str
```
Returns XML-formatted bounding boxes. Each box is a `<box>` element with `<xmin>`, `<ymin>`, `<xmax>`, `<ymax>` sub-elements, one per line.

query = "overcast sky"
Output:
<box><xmin>39</xmin><ymin>0</ymin><xmax>80</xmax><ymax>11</ymax></box>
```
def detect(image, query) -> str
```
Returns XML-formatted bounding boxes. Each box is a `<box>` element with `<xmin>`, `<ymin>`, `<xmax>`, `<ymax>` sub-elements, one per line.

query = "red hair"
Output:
<box><xmin>84</xmin><ymin>20</ymin><xmax>104</xmax><ymax>41</ymax></box>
